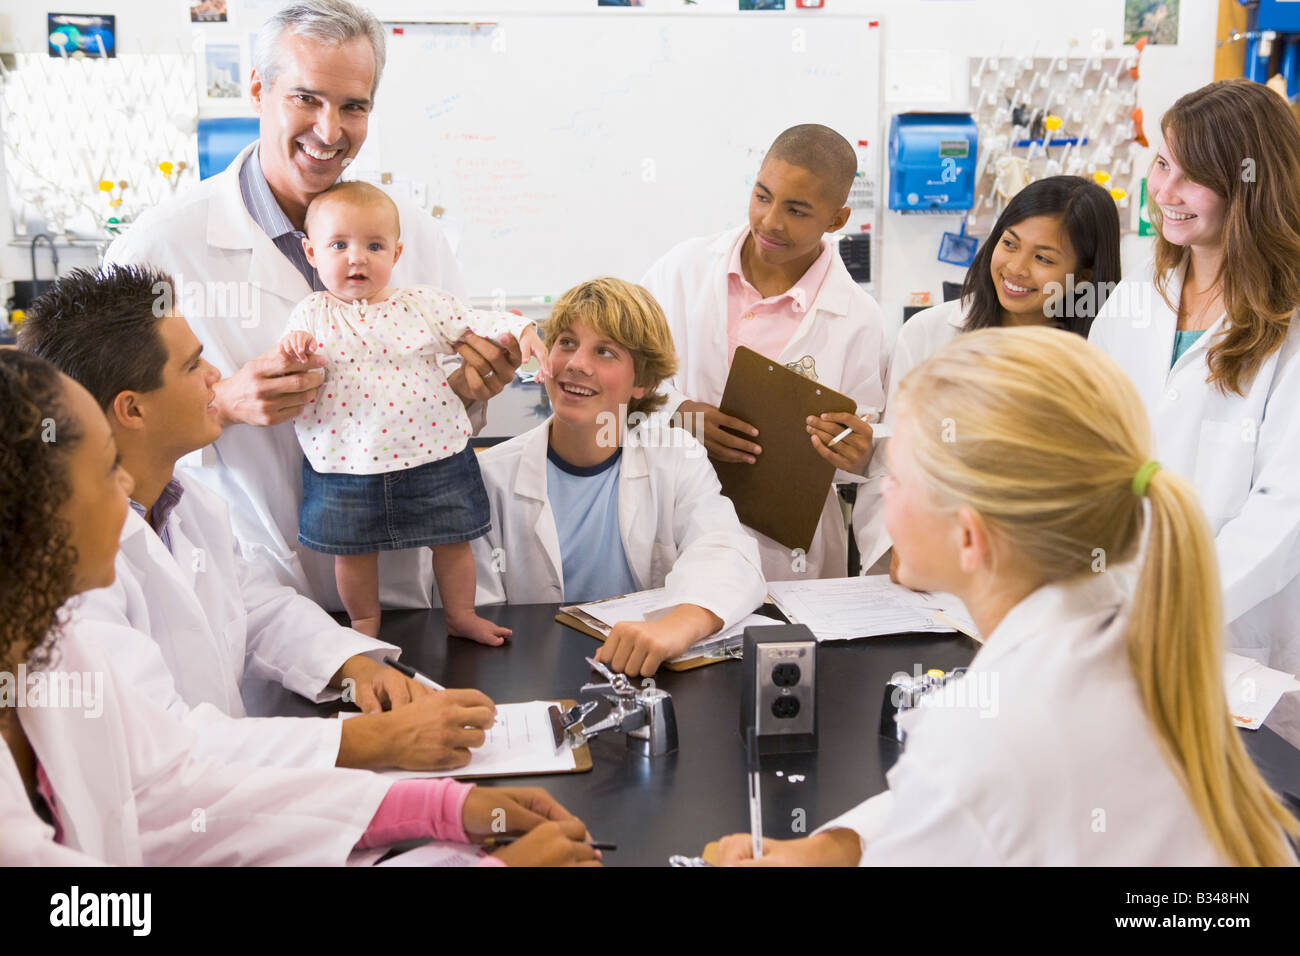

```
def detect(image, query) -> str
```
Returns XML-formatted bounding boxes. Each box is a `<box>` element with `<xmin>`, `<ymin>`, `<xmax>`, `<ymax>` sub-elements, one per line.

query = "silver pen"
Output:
<box><xmin>826</xmin><ymin>406</ymin><xmax>881</xmax><ymax>448</ymax></box>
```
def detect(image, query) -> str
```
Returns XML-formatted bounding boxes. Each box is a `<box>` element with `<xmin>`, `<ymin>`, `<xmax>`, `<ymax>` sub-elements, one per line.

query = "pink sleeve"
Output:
<box><xmin>355</xmin><ymin>778</ymin><xmax>475</xmax><ymax>849</ymax></box>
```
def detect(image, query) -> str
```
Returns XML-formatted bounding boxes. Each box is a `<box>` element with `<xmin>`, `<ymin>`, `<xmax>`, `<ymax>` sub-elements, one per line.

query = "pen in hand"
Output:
<box><xmin>382</xmin><ymin>655</ymin><xmax>446</xmax><ymax>692</ymax></box>
<box><xmin>482</xmin><ymin>836</ymin><xmax>617</xmax><ymax>851</ymax></box>
<box><xmin>826</xmin><ymin>407</ymin><xmax>880</xmax><ymax>448</ymax></box>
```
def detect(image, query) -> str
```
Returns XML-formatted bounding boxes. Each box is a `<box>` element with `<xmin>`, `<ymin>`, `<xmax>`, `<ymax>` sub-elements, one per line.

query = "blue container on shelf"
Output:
<box><xmin>888</xmin><ymin>113</ymin><xmax>978</xmax><ymax>213</ymax></box>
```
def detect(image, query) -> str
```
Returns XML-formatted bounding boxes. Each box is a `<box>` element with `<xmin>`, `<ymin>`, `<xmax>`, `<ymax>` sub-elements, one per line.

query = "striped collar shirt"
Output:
<box><xmin>129</xmin><ymin>477</ymin><xmax>185</xmax><ymax>554</ymax></box>
<box><xmin>238</xmin><ymin>145</ymin><xmax>326</xmax><ymax>292</ymax></box>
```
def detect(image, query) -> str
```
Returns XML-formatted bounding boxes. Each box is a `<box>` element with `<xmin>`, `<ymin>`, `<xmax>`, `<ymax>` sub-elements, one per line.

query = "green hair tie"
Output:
<box><xmin>1132</xmin><ymin>460</ymin><xmax>1162</xmax><ymax>497</ymax></box>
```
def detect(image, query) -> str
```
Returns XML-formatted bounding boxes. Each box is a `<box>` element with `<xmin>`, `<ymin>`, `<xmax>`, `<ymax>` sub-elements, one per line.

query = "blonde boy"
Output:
<box><xmin>471</xmin><ymin>277</ymin><xmax>766</xmax><ymax>675</ymax></box>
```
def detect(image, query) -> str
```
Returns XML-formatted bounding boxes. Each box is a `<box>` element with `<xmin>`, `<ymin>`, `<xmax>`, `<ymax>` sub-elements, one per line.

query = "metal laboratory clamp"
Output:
<box><xmin>564</xmin><ymin>657</ymin><xmax>679</xmax><ymax>757</ymax></box>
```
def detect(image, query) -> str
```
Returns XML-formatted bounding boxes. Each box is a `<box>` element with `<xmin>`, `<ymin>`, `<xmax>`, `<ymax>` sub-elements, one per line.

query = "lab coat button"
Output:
<box><xmin>1165</xmin><ymin>388</ymin><xmax>1179</xmax><ymax>402</ymax></box>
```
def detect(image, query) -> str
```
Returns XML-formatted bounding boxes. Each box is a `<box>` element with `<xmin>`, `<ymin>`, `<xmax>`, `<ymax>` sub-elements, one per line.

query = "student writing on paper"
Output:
<box><xmin>705</xmin><ymin>328</ymin><xmax>1299</xmax><ymax>865</ymax></box>
<box><xmin>21</xmin><ymin>267</ymin><xmax>498</xmax><ymax>774</ymax></box>
<box><xmin>855</xmin><ymin>175</ymin><xmax>1122</xmax><ymax>575</ymax></box>
<box><xmin>1089</xmin><ymin>80</ymin><xmax>1300</xmax><ymax>748</ymax></box>
<box><xmin>0</xmin><ymin>350</ymin><xmax>598</xmax><ymax>867</ymax></box>
<box><xmin>641</xmin><ymin>124</ymin><xmax>887</xmax><ymax>581</ymax></box>
<box><xmin>103</xmin><ymin>0</ymin><xmax>525</xmax><ymax>611</ymax></box>
<box><xmin>472</xmin><ymin>278</ymin><xmax>766</xmax><ymax>676</ymax></box>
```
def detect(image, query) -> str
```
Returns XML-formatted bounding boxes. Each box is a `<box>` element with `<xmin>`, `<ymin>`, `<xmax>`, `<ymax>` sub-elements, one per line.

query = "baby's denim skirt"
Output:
<box><xmin>298</xmin><ymin>446</ymin><xmax>491</xmax><ymax>555</ymax></box>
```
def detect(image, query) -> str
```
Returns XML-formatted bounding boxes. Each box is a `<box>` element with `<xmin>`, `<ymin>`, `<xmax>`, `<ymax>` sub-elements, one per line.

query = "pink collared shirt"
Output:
<box><xmin>725</xmin><ymin>228</ymin><xmax>834</xmax><ymax>365</ymax></box>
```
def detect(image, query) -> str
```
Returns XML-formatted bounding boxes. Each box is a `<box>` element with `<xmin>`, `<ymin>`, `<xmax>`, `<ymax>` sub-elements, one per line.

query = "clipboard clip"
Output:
<box><xmin>559</xmin><ymin>700</ymin><xmax>600</xmax><ymax>731</ymax></box>
<box><xmin>567</xmin><ymin>658</ymin><xmax>679</xmax><ymax>757</ymax></box>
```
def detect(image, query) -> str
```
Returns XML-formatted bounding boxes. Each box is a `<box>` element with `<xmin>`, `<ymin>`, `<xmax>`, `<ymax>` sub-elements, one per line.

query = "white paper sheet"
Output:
<box><xmin>1224</xmin><ymin>654</ymin><xmax>1300</xmax><ymax>731</ymax></box>
<box><xmin>342</xmin><ymin>700</ymin><xmax>577</xmax><ymax>778</ymax></box>
<box><xmin>668</xmin><ymin>612</ymin><xmax>783</xmax><ymax>662</ymax></box>
<box><xmin>573</xmin><ymin>588</ymin><xmax>777</xmax><ymax>661</ymax></box>
<box><xmin>768</xmin><ymin>576</ymin><xmax>978</xmax><ymax>642</ymax></box>
<box><xmin>376</xmin><ymin>841</ymin><xmax>489</xmax><ymax>867</ymax></box>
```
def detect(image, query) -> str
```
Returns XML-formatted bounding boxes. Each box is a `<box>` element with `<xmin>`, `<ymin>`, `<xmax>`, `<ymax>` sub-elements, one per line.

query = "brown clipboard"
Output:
<box><xmin>713</xmin><ymin>346</ymin><xmax>856</xmax><ymax>552</ymax></box>
<box><xmin>453</xmin><ymin>699</ymin><xmax>593</xmax><ymax>779</ymax></box>
<box><xmin>555</xmin><ymin>607</ymin><xmax>732</xmax><ymax>671</ymax></box>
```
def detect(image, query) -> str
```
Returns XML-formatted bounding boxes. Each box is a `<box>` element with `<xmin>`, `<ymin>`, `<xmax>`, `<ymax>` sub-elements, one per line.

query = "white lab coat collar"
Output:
<box><xmin>205</xmin><ymin>142</ymin><xmax>258</xmax><ymax>251</ymax></box>
<box><xmin>973</xmin><ymin>570</ymin><xmax>1128</xmax><ymax>672</ymax></box>
<box><xmin>205</xmin><ymin>141</ymin><xmax>312</xmax><ymax>308</ymax></box>
<box><xmin>945</xmin><ymin>299</ymin><xmax>969</xmax><ymax>330</ymax></box>
<box><xmin>1142</xmin><ymin>254</ymin><xmax>1233</xmax><ymax>380</ymax></box>
<box><xmin>706</xmin><ymin>225</ymin><xmax>855</xmax><ymax>358</ymax></box>
<box><xmin>511</xmin><ymin>417</ymin><xmax>654</xmax><ymax>588</ymax></box>
<box><xmin>117</xmin><ymin>507</ymin><xmax>209</xmax><ymax>625</ymax></box>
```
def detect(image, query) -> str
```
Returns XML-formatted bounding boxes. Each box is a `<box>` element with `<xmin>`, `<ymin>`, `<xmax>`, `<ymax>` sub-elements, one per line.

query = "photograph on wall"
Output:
<box><xmin>598</xmin><ymin>1</ymin><xmax>645</xmax><ymax>6</ymax></box>
<box><xmin>1124</xmin><ymin>0</ymin><xmax>1179</xmax><ymax>46</ymax></box>
<box><xmin>190</xmin><ymin>0</ymin><xmax>229</xmax><ymax>23</ymax></box>
<box><xmin>47</xmin><ymin>14</ymin><xmax>116</xmax><ymax>59</ymax></box>
<box><xmin>740</xmin><ymin>0</ymin><xmax>786</xmax><ymax>9</ymax></box>
<box><xmin>204</xmin><ymin>43</ymin><xmax>242</xmax><ymax>99</ymax></box>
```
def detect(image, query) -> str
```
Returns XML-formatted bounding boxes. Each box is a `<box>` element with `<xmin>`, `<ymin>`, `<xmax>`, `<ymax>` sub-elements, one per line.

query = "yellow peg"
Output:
<box><xmin>1044</xmin><ymin>114</ymin><xmax>1063</xmax><ymax>132</ymax></box>
<box><xmin>1093</xmin><ymin>170</ymin><xmax>1110</xmax><ymax>185</ymax></box>
<box><xmin>1109</xmin><ymin>188</ymin><xmax>1127</xmax><ymax>201</ymax></box>
<box><xmin>98</xmin><ymin>180</ymin><xmax>114</xmax><ymax>192</ymax></box>
<box><xmin>158</xmin><ymin>161</ymin><xmax>174</xmax><ymax>177</ymax></box>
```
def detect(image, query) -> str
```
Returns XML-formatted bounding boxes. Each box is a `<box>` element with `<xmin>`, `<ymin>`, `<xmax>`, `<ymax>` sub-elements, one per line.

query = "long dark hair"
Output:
<box><xmin>961</xmin><ymin>175</ymin><xmax>1122</xmax><ymax>336</ymax></box>
<box><xmin>0</xmin><ymin>351</ymin><xmax>82</xmax><ymax>673</ymax></box>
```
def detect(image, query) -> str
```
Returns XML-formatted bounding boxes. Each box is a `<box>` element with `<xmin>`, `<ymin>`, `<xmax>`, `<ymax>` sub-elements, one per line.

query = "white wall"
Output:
<box><xmin>0</xmin><ymin>0</ymin><xmax>1218</xmax><ymax>328</ymax></box>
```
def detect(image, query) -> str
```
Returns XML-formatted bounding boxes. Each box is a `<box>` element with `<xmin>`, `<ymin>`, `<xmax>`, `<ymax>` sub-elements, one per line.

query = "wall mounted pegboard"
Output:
<box><xmin>1</xmin><ymin>45</ymin><xmax>199</xmax><ymax>244</ymax></box>
<box><xmin>965</xmin><ymin>44</ymin><xmax>1145</xmax><ymax>237</ymax></box>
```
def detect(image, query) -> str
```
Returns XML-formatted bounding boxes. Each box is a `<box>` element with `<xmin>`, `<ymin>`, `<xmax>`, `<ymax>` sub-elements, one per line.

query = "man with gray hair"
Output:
<box><xmin>105</xmin><ymin>0</ymin><xmax>522</xmax><ymax>613</ymax></box>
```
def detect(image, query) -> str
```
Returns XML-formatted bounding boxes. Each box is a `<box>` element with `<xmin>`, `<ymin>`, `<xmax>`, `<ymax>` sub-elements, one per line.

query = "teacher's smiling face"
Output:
<box><xmin>250</xmin><ymin>30</ymin><xmax>375</xmax><ymax>224</ymax></box>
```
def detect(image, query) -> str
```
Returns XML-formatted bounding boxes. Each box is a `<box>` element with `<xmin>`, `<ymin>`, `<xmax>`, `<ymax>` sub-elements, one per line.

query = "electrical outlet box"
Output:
<box><xmin>740</xmin><ymin>624</ymin><xmax>818</xmax><ymax>754</ymax></box>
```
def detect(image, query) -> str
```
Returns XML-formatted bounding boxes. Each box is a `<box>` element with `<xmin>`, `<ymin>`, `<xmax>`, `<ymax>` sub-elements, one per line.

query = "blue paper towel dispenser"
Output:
<box><xmin>888</xmin><ymin>113</ymin><xmax>978</xmax><ymax>213</ymax></box>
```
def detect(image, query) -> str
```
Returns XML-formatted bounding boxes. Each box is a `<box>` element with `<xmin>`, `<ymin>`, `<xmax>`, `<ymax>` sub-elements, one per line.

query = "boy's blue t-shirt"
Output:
<box><xmin>545</xmin><ymin>444</ymin><xmax>640</xmax><ymax>603</ymax></box>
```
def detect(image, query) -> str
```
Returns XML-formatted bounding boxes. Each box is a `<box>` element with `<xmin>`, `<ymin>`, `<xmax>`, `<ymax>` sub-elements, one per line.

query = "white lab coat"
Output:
<box><xmin>816</xmin><ymin>571</ymin><xmax>1229</xmax><ymax>865</ymax></box>
<box><xmin>1089</xmin><ymin>259</ymin><xmax>1300</xmax><ymax>691</ymax></box>
<box><xmin>71</xmin><ymin>474</ymin><xmax>398</xmax><ymax>766</ymax></box>
<box><xmin>471</xmin><ymin>419</ymin><xmax>767</xmax><ymax>631</ymax></box>
<box><xmin>853</xmin><ymin>298</ymin><xmax>967</xmax><ymax>571</ymax></box>
<box><xmin>104</xmin><ymin>142</ymin><xmax>470</xmax><ymax>611</ymax></box>
<box><xmin>4</xmin><ymin>631</ymin><xmax>389</xmax><ymax>866</ymax></box>
<box><xmin>640</xmin><ymin>225</ymin><xmax>888</xmax><ymax>582</ymax></box>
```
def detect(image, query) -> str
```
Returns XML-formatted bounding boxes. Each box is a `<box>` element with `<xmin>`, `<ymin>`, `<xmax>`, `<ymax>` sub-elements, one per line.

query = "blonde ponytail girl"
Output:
<box><xmin>894</xmin><ymin>325</ymin><xmax>1299</xmax><ymax>866</ymax></box>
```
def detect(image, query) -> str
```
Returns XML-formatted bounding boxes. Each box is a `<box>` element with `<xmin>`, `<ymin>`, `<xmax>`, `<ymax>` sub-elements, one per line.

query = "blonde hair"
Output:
<box><xmin>894</xmin><ymin>326</ymin><xmax>1299</xmax><ymax>866</ymax></box>
<box><xmin>303</xmin><ymin>181</ymin><xmax>400</xmax><ymax>240</ymax></box>
<box><xmin>542</xmin><ymin>277</ymin><xmax>678</xmax><ymax>418</ymax></box>
<box><xmin>1154</xmin><ymin>79</ymin><xmax>1300</xmax><ymax>395</ymax></box>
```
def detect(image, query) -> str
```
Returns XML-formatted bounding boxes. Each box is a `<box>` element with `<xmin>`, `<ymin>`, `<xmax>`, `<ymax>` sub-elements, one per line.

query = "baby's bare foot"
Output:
<box><xmin>446</xmin><ymin>610</ymin><xmax>511</xmax><ymax>647</ymax></box>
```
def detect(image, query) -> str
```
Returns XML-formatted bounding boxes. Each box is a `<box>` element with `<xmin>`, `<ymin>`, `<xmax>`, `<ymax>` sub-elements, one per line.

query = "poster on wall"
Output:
<box><xmin>47</xmin><ymin>14</ymin><xmax>116</xmax><ymax>58</ymax></box>
<box><xmin>191</xmin><ymin>0</ymin><xmax>229</xmax><ymax>23</ymax></box>
<box><xmin>204</xmin><ymin>43</ymin><xmax>242</xmax><ymax>99</ymax></box>
<box><xmin>740</xmin><ymin>0</ymin><xmax>786</xmax><ymax>8</ymax></box>
<box><xmin>1124</xmin><ymin>0</ymin><xmax>1180</xmax><ymax>46</ymax></box>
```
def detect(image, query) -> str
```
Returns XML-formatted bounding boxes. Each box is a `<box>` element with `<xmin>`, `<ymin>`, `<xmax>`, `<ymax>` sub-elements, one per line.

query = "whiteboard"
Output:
<box><xmin>352</xmin><ymin>14</ymin><xmax>882</xmax><ymax>300</ymax></box>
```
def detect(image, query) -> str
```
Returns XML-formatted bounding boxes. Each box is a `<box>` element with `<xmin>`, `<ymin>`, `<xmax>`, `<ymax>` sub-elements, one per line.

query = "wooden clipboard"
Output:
<box><xmin>555</xmin><ymin>606</ymin><xmax>733</xmax><ymax>672</ymax></box>
<box><xmin>713</xmin><ymin>346</ymin><xmax>857</xmax><ymax>552</ymax></box>
<box><xmin>454</xmin><ymin>699</ymin><xmax>593</xmax><ymax>779</ymax></box>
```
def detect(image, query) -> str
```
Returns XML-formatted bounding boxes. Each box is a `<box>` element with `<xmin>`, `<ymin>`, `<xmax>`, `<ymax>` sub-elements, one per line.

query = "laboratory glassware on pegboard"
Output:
<box><xmin>965</xmin><ymin>39</ymin><xmax>1145</xmax><ymax>238</ymax></box>
<box><xmin>0</xmin><ymin>41</ymin><xmax>199</xmax><ymax>245</ymax></box>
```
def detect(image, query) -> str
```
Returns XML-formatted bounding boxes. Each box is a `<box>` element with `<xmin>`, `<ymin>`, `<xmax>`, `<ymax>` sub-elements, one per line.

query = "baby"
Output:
<box><xmin>281</xmin><ymin>180</ymin><xmax>548</xmax><ymax>643</ymax></box>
